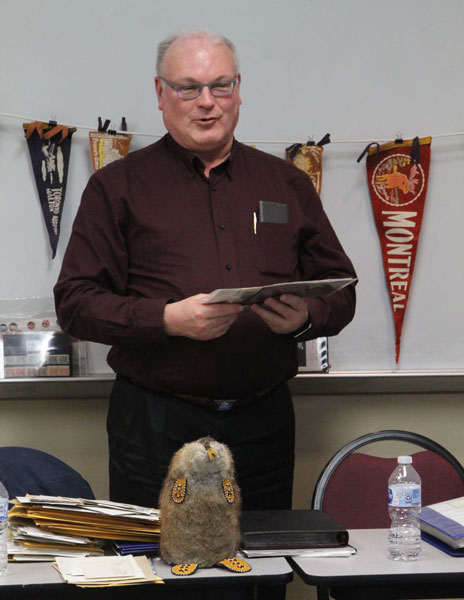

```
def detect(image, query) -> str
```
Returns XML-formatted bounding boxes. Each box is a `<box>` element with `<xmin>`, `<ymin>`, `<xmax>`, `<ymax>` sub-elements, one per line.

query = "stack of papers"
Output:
<box><xmin>8</xmin><ymin>495</ymin><xmax>160</xmax><ymax>562</ymax></box>
<box><xmin>8</xmin><ymin>523</ymin><xmax>104</xmax><ymax>562</ymax></box>
<box><xmin>54</xmin><ymin>555</ymin><xmax>163</xmax><ymax>587</ymax></box>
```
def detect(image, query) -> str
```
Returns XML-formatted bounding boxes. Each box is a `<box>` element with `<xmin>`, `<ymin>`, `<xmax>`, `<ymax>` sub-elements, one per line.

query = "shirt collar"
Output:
<box><xmin>165</xmin><ymin>133</ymin><xmax>236</xmax><ymax>180</ymax></box>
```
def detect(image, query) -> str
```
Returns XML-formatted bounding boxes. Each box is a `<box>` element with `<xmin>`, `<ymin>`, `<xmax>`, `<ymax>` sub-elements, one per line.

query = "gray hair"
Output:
<box><xmin>156</xmin><ymin>29</ymin><xmax>239</xmax><ymax>77</ymax></box>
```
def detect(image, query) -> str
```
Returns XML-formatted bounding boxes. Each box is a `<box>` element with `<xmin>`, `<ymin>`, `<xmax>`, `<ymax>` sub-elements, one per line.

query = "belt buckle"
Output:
<box><xmin>214</xmin><ymin>399</ymin><xmax>236</xmax><ymax>411</ymax></box>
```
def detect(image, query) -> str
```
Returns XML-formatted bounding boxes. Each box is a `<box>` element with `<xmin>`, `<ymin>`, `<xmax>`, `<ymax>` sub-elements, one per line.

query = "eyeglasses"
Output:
<box><xmin>160</xmin><ymin>76</ymin><xmax>238</xmax><ymax>100</ymax></box>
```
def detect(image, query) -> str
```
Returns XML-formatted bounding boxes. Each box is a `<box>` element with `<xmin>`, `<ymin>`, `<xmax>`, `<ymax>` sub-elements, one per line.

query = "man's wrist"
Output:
<box><xmin>163</xmin><ymin>299</ymin><xmax>177</xmax><ymax>336</ymax></box>
<box><xmin>293</xmin><ymin>312</ymin><xmax>313</xmax><ymax>339</ymax></box>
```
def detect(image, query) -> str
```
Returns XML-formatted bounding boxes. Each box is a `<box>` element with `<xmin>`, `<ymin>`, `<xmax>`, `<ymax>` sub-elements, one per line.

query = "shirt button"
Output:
<box><xmin>211</xmin><ymin>184</ymin><xmax>217</xmax><ymax>191</ymax></box>
<box><xmin>219</xmin><ymin>223</ymin><xmax>225</xmax><ymax>230</ymax></box>
<box><xmin>226</xmin><ymin>263</ymin><xmax>233</xmax><ymax>271</ymax></box>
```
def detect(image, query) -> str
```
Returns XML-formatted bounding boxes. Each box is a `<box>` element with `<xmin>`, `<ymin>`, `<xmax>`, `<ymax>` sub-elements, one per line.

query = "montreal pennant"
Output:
<box><xmin>23</xmin><ymin>121</ymin><xmax>75</xmax><ymax>258</ymax></box>
<box><xmin>366</xmin><ymin>137</ymin><xmax>431</xmax><ymax>363</ymax></box>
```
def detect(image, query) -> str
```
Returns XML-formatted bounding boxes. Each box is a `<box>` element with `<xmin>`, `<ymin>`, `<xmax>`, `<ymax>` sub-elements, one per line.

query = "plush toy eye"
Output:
<box><xmin>222</xmin><ymin>479</ymin><xmax>235</xmax><ymax>503</ymax></box>
<box><xmin>171</xmin><ymin>478</ymin><xmax>187</xmax><ymax>503</ymax></box>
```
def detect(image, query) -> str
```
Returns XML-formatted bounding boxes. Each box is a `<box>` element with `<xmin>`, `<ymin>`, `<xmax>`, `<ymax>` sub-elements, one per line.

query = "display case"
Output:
<box><xmin>0</xmin><ymin>298</ymin><xmax>86</xmax><ymax>379</ymax></box>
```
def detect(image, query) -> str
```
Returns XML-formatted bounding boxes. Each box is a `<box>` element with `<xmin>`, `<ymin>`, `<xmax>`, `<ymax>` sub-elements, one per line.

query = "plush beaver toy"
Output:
<box><xmin>159</xmin><ymin>437</ymin><xmax>251</xmax><ymax>576</ymax></box>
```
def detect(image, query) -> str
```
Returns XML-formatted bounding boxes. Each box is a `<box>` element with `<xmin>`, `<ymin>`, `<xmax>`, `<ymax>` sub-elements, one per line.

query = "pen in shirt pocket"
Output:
<box><xmin>253</xmin><ymin>212</ymin><xmax>257</xmax><ymax>234</ymax></box>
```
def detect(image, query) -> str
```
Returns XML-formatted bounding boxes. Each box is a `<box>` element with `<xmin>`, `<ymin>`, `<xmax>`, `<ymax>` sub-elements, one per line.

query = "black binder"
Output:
<box><xmin>240</xmin><ymin>509</ymin><xmax>349</xmax><ymax>550</ymax></box>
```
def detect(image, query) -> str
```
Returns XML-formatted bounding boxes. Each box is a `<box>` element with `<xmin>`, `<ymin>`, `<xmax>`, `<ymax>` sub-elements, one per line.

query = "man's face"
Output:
<box><xmin>155</xmin><ymin>36</ymin><xmax>242</xmax><ymax>161</ymax></box>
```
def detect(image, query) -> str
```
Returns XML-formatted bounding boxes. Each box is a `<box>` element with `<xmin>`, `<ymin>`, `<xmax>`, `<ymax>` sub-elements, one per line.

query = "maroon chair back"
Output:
<box><xmin>320</xmin><ymin>450</ymin><xmax>464</xmax><ymax>529</ymax></box>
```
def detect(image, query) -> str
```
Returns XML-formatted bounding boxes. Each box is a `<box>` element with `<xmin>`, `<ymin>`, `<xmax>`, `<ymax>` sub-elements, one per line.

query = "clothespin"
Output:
<box><xmin>98</xmin><ymin>117</ymin><xmax>111</xmax><ymax>132</ymax></box>
<box><xmin>316</xmin><ymin>133</ymin><xmax>331</xmax><ymax>147</ymax></box>
<box><xmin>410</xmin><ymin>136</ymin><xmax>421</xmax><ymax>164</ymax></box>
<box><xmin>285</xmin><ymin>142</ymin><xmax>302</xmax><ymax>159</ymax></box>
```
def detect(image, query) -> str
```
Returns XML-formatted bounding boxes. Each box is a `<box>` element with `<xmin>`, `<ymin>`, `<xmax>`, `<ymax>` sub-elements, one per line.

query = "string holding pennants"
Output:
<box><xmin>2</xmin><ymin>109</ymin><xmax>464</xmax><ymax>143</ymax></box>
<box><xmin>359</xmin><ymin>136</ymin><xmax>432</xmax><ymax>362</ymax></box>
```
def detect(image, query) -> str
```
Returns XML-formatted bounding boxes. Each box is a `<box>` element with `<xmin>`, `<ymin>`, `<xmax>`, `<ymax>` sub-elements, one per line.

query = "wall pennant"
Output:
<box><xmin>23</xmin><ymin>121</ymin><xmax>76</xmax><ymax>259</ymax></box>
<box><xmin>89</xmin><ymin>117</ymin><xmax>132</xmax><ymax>171</ymax></box>
<box><xmin>363</xmin><ymin>136</ymin><xmax>432</xmax><ymax>363</ymax></box>
<box><xmin>285</xmin><ymin>133</ymin><xmax>330</xmax><ymax>196</ymax></box>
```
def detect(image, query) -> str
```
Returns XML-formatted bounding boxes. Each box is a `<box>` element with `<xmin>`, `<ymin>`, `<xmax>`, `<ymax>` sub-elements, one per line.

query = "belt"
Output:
<box><xmin>177</xmin><ymin>387</ymin><xmax>273</xmax><ymax>412</ymax></box>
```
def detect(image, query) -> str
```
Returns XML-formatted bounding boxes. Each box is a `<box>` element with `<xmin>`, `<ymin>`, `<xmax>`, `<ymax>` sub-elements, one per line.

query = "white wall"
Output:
<box><xmin>1</xmin><ymin>0</ymin><xmax>464</xmax><ymax>371</ymax></box>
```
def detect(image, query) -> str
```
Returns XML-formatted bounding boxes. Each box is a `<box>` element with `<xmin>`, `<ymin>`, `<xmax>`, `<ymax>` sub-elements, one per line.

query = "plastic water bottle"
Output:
<box><xmin>0</xmin><ymin>481</ymin><xmax>8</xmax><ymax>575</ymax></box>
<box><xmin>388</xmin><ymin>455</ymin><xmax>421</xmax><ymax>561</ymax></box>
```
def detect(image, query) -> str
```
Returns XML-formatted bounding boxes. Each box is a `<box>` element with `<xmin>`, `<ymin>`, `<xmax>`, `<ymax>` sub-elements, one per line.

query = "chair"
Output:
<box><xmin>310</xmin><ymin>430</ymin><xmax>464</xmax><ymax>600</ymax></box>
<box><xmin>0</xmin><ymin>447</ymin><xmax>95</xmax><ymax>500</ymax></box>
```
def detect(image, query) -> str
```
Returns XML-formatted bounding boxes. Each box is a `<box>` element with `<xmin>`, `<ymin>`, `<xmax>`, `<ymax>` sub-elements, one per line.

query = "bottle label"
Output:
<box><xmin>0</xmin><ymin>500</ymin><xmax>7</xmax><ymax>522</ymax></box>
<box><xmin>388</xmin><ymin>485</ymin><xmax>421</xmax><ymax>507</ymax></box>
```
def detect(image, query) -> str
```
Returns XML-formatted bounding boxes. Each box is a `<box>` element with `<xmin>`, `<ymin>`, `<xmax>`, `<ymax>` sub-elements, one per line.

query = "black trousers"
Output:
<box><xmin>107</xmin><ymin>375</ymin><xmax>295</xmax><ymax>511</ymax></box>
<box><xmin>107</xmin><ymin>376</ymin><xmax>295</xmax><ymax>600</ymax></box>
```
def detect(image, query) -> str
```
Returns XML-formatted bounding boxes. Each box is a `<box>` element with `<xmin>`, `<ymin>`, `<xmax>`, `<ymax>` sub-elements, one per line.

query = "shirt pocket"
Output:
<box><xmin>252</xmin><ymin>222</ymin><xmax>297</xmax><ymax>276</ymax></box>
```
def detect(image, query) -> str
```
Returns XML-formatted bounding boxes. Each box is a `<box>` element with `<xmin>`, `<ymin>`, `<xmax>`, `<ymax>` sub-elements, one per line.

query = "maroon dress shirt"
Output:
<box><xmin>54</xmin><ymin>134</ymin><xmax>356</xmax><ymax>398</ymax></box>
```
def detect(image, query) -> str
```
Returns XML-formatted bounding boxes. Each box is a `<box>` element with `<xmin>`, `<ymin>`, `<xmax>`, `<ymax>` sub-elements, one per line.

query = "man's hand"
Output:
<box><xmin>249</xmin><ymin>294</ymin><xmax>308</xmax><ymax>335</ymax></box>
<box><xmin>163</xmin><ymin>294</ymin><xmax>244</xmax><ymax>340</ymax></box>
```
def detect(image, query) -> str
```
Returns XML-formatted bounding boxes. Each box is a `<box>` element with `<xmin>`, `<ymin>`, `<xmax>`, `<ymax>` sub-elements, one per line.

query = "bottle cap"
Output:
<box><xmin>397</xmin><ymin>455</ymin><xmax>412</xmax><ymax>464</ymax></box>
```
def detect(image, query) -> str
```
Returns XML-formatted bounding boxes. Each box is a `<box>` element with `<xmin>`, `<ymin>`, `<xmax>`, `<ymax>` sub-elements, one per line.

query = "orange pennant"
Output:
<box><xmin>286</xmin><ymin>143</ymin><xmax>324</xmax><ymax>195</ymax></box>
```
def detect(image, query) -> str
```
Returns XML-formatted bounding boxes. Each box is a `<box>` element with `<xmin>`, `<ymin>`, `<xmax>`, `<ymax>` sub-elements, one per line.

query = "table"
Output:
<box><xmin>0</xmin><ymin>556</ymin><xmax>292</xmax><ymax>599</ymax></box>
<box><xmin>290</xmin><ymin>529</ymin><xmax>464</xmax><ymax>599</ymax></box>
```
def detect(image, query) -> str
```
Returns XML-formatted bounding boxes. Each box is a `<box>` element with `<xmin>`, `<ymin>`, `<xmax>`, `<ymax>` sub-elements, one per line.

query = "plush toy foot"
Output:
<box><xmin>171</xmin><ymin>563</ymin><xmax>199</xmax><ymax>576</ymax></box>
<box><xmin>217</xmin><ymin>557</ymin><xmax>252</xmax><ymax>573</ymax></box>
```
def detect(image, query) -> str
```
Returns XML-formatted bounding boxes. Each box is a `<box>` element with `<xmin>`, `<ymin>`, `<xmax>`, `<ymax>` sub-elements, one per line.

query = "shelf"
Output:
<box><xmin>0</xmin><ymin>376</ymin><xmax>115</xmax><ymax>399</ymax></box>
<box><xmin>1</xmin><ymin>371</ymin><xmax>464</xmax><ymax>399</ymax></box>
<box><xmin>289</xmin><ymin>370</ymin><xmax>464</xmax><ymax>395</ymax></box>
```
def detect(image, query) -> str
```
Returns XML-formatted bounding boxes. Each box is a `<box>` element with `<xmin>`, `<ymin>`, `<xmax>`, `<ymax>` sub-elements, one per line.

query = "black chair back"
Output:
<box><xmin>0</xmin><ymin>446</ymin><xmax>95</xmax><ymax>499</ymax></box>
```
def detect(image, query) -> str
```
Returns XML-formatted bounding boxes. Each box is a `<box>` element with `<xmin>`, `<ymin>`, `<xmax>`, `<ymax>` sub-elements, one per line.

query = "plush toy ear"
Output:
<box><xmin>222</xmin><ymin>478</ymin><xmax>235</xmax><ymax>503</ymax></box>
<box><xmin>171</xmin><ymin>477</ymin><xmax>187</xmax><ymax>503</ymax></box>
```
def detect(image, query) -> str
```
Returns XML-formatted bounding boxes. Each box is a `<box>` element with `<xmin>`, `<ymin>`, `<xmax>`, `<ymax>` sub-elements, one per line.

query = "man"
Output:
<box><xmin>54</xmin><ymin>30</ymin><xmax>356</xmax><ymax>515</ymax></box>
